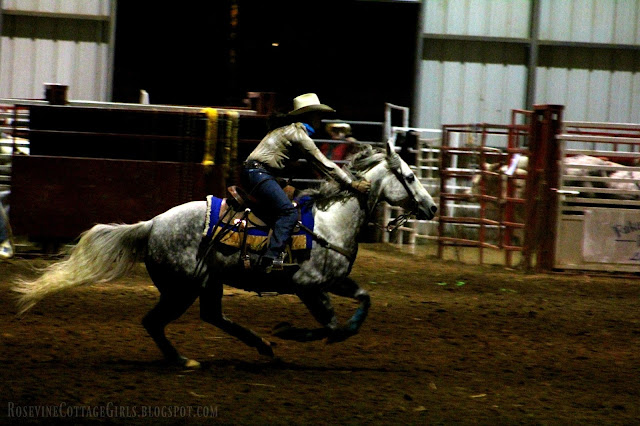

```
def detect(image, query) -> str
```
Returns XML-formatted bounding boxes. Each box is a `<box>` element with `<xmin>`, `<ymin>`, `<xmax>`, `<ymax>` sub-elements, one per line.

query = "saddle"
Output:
<box><xmin>226</xmin><ymin>185</ymin><xmax>296</xmax><ymax>211</ymax></box>
<box><xmin>203</xmin><ymin>186</ymin><xmax>314</xmax><ymax>269</ymax></box>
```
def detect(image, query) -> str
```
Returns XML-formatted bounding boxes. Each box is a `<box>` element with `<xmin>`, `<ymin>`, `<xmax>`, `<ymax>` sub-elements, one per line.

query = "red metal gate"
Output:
<box><xmin>437</xmin><ymin>109</ymin><xmax>534</xmax><ymax>267</ymax></box>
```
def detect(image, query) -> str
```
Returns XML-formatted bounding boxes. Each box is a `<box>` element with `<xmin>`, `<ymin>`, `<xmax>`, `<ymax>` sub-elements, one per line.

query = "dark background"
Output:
<box><xmin>112</xmin><ymin>0</ymin><xmax>419</xmax><ymax>122</ymax></box>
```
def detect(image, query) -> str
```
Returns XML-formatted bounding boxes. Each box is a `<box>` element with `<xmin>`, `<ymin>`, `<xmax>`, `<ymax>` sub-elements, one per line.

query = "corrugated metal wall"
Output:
<box><xmin>0</xmin><ymin>0</ymin><xmax>114</xmax><ymax>101</ymax></box>
<box><xmin>2</xmin><ymin>0</ymin><xmax>110</xmax><ymax>15</ymax></box>
<box><xmin>419</xmin><ymin>0</ymin><xmax>531</xmax><ymax>128</ymax></box>
<box><xmin>536</xmin><ymin>47</ymin><xmax>640</xmax><ymax>123</ymax></box>
<box><xmin>417</xmin><ymin>0</ymin><xmax>640</xmax><ymax>128</ymax></box>
<box><xmin>539</xmin><ymin>0</ymin><xmax>640</xmax><ymax>44</ymax></box>
<box><xmin>424</xmin><ymin>0</ymin><xmax>531</xmax><ymax>38</ymax></box>
<box><xmin>536</xmin><ymin>0</ymin><xmax>640</xmax><ymax>122</ymax></box>
<box><xmin>419</xmin><ymin>40</ymin><xmax>527</xmax><ymax>128</ymax></box>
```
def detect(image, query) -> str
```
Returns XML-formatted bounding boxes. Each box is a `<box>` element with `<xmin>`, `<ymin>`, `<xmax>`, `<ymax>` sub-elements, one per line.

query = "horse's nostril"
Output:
<box><xmin>431</xmin><ymin>205</ymin><xmax>438</xmax><ymax>214</ymax></box>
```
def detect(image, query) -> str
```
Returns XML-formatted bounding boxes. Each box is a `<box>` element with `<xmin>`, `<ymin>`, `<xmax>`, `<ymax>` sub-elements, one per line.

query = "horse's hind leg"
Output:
<box><xmin>199</xmin><ymin>281</ymin><xmax>274</xmax><ymax>357</ymax></box>
<box><xmin>142</xmin><ymin>290</ymin><xmax>199</xmax><ymax>367</ymax></box>
<box><xmin>326</xmin><ymin>277</ymin><xmax>371</xmax><ymax>343</ymax></box>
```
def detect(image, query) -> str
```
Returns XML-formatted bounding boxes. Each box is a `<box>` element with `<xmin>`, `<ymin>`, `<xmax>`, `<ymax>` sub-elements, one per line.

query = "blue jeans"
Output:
<box><xmin>0</xmin><ymin>191</ymin><xmax>9</xmax><ymax>242</ymax></box>
<box><xmin>242</xmin><ymin>167</ymin><xmax>298</xmax><ymax>260</ymax></box>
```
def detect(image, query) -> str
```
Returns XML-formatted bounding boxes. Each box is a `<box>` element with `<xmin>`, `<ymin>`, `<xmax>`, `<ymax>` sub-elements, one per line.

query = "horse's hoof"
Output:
<box><xmin>183</xmin><ymin>359</ymin><xmax>201</xmax><ymax>369</ymax></box>
<box><xmin>176</xmin><ymin>355</ymin><xmax>201</xmax><ymax>369</ymax></box>
<box><xmin>258</xmin><ymin>338</ymin><xmax>275</xmax><ymax>358</ymax></box>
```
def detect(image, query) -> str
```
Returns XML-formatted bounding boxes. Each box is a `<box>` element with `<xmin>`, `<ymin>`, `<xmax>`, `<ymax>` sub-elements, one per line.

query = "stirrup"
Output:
<box><xmin>271</xmin><ymin>257</ymin><xmax>284</xmax><ymax>271</ymax></box>
<box><xmin>257</xmin><ymin>254</ymin><xmax>289</xmax><ymax>273</ymax></box>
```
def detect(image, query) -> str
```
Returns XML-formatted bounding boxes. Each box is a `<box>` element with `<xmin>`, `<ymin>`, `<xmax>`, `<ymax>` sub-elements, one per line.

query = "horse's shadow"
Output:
<box><xmin>102</xmin><ymin>357</ymin><xmax>411</xmax><ymax>375</ymax></box>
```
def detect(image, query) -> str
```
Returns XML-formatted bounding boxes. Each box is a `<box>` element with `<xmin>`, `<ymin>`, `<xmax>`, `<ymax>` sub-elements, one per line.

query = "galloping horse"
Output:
<box><xmin>13</xmin><ymin>144</ymin><xmax>437</xmax><ymax>368</ymax></box>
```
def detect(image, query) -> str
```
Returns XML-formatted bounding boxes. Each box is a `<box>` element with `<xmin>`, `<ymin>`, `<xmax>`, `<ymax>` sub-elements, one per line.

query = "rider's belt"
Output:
<box><xmin>244</xmin><ymin>160</ymin><xmax>270</xmax><ymax>171</ymax></box>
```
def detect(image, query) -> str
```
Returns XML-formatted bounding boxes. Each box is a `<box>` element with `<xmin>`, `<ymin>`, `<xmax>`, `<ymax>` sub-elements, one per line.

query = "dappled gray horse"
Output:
<box><xmin>13</xmin><ymin>144</ymin><xmax>437</xmax><ymax>368</ymax></box>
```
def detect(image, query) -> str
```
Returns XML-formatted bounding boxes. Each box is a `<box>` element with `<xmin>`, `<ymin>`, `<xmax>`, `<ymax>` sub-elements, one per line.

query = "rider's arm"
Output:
<box><xmin>289</xmin><ymin>123</ymin><xmax>354</xmax><ymax>186</ymax></box>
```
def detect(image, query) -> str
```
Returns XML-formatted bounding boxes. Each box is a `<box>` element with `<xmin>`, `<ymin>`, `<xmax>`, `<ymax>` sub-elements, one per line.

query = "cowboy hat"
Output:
<box><xmin>288</xmin><ymin>93</ymin><xmax>336</xmax><ymax>116</ymax></box>
<box><xmin>326</xmin><ymin>122</ymin><xmax>352</xmax><ymax>133</ymax></box>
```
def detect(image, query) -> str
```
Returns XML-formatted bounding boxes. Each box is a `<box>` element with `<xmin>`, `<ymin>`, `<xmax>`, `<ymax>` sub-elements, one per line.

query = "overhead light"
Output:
<box><xmin>271</xmin><ymin>42</ymin><xmax>279</xmax><ymax>47</ymax></box>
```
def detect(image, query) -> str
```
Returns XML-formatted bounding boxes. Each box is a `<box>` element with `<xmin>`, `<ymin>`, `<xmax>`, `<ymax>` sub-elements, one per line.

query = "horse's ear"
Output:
<box><xmin>386</xmin><ymin>142</ymin><xmax>402</xmax><ymax>170</ymax></box>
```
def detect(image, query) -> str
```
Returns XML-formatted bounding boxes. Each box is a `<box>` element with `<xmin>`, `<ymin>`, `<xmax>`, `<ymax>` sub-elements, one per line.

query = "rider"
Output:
<box><xmin>242</xmin><ymin>93</ymin><xmax>371</xmax><ymax>272</ymax></box>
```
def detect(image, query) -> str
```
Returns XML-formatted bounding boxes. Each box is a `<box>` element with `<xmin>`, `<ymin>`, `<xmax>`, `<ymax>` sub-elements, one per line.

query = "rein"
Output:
<box><xmin>384</xmin><ymin>212</ymin><xmax>414</xmax><ymax>232</ymax></box>
<box><xmin>296</xmin><ymin>221</ymin><xmax>355</xmax><ymax>262</ymax></box>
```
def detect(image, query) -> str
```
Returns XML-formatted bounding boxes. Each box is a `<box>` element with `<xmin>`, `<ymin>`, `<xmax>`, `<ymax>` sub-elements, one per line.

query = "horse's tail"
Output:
<box><xmin>13</xmin><ymin>220</ymin><xmax>153</xmax><ymax>315</ymax></box>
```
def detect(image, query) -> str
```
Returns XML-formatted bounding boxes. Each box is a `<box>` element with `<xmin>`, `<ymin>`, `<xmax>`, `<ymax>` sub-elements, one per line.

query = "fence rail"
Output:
<box><xmin>0</xmin><ymin>105</ymin><xmax>30</xmax><ymax>192</ymax></box>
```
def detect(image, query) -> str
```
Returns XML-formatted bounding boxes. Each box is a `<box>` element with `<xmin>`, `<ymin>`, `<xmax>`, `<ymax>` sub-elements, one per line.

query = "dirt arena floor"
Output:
<box><xmin>1</xmin><ymin>243</ymin><xmax>639</xmax><ymax>424</ymax></box>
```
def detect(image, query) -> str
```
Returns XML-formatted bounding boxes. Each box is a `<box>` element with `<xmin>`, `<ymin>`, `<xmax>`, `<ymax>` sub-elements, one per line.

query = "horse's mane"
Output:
<box><xmin>300</xmin><ymin>144</ymin><xmax>387</xmax><ymax>208</ymax></box>
<box><xmin>348</xmin><ymin>144</ymin><xmax>388</xmax><ymax>174</ymax></box>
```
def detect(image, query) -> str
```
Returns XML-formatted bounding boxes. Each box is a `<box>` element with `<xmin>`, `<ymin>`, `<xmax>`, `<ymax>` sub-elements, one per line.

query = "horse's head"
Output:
<box><xmin>360</xmin><ymin>143</ymin><xmax>437</xmax><ymax>220</ymax></box>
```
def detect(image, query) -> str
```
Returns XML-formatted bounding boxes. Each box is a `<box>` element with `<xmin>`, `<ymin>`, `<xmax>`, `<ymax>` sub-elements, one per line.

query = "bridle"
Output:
<box><xmin>385</xmin><ymin>211</ymin><xmax>414</xmax><ymax>232</ymax></box>
<box><xmin>381</xmin><ymin>153</ymin><xmax>423</xmax><ymax>232</ymax></box>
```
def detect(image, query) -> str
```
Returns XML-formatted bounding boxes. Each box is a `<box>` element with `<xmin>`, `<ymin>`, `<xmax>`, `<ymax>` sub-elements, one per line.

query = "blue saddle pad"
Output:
<box><xmin>203</xmin><ymin>195</ymin><xmax>314</xmax><ymax>250</ymax></box>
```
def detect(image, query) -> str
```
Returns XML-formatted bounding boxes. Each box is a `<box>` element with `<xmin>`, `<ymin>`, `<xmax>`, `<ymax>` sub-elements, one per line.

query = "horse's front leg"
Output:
<box><xmin>326</xmin><ymin>277</ymin><xmax>371</xmax><ymax>343</ymax></box>
<box><xmin>273</xmin><ymin>289</ymin><xmax>337</xmax><ymax>342</ymax></box>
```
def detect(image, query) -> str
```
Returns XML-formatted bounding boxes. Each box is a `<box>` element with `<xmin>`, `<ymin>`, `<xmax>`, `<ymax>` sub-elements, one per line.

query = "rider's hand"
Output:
<box><xmin>351</xmin><ymin>179</ymin><xmax>371</xmax><ymax>194</ymax></box>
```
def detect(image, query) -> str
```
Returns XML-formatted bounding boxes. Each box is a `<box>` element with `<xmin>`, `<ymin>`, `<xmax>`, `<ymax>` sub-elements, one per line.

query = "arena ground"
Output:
<box><xmin>1</xmin><ymin>243</ymin><xmax>639</xmax><ymax>424</ymax></box>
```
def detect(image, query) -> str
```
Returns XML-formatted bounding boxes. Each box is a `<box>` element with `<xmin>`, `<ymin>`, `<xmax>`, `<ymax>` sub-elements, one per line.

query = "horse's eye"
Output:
<box><xmin>405</xmin><ymin>174</ymin><xmax>415</xmax><ymax>183</ymax></box>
